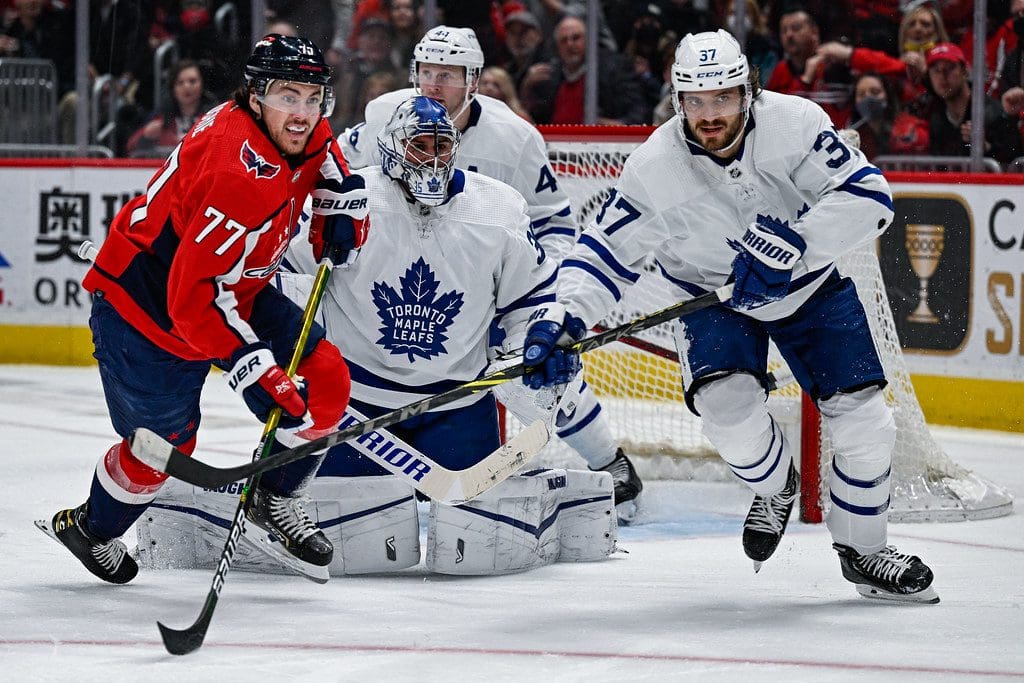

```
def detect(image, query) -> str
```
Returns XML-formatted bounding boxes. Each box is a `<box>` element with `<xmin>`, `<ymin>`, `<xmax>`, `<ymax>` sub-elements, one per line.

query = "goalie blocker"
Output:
<box><xmin>137</xmin><ymin>468</ymin><xmax>616</xmax><ymax>576</ymax></box>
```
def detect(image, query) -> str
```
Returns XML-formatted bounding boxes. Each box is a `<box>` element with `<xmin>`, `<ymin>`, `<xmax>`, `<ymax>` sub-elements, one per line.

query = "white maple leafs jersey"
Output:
<box><xmin>284</xmin><ymin>168</ymin><xmax>557</xmax><ymax>410</ymax></box>
<box><xmin>557</xmin><ymin>90</ymin><xmax>895</xmax><ymax>326</ymax></box>
<box><xmin>340</xmin><ymin>89</ymin><xmax>577</xmax><ymax>259</ymax></box>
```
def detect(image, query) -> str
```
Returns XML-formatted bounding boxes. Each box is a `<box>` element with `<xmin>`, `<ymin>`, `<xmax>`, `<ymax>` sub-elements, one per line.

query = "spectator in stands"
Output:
<box><xmin>850</xmin><ymin>0</ymin><xmax>902</xmax><ymax>54</ymax></box>
<box><xmin>384</xmin><ymin>0</ymin><xmax>423</xmax><ymax>69</ymax></box>
<box><xmin>625</xmin><ymin>4</ymin><xmax>672</xmax><ymax>115</ymax></box>
<box><xmin>478</xmin><ymin>65</ymin><xmax>534</xmax><ymax>121</ymax></box>
<box><xmin>520</xmin><ymin>14</ymin><xmax>647</xmax><ymax>125</ymax></box>
<box><xmin>266</xmin><ymin>0</ymin><xmax>335</xmax><ymax>56</ymax></box>
<box><xmin>330</xmin><ymin>68</ymin><xmax>400</xmax><ymax>132</ymax></box>
<box><xmin>533</xmin><ymin>0</ymin><xmax>618</xmax><ymax>52</ymax></box>
<box><xmin>924</xmin><ymin>42</ymin><xmax>1023</xmax><ymax>164</ymax></box>
<box><xmin>501</xmin><ymin>9</ymin><xmax>551</xmax><ymax>90</ymax></box>
<box><xmin>719</xmin><ymin>0</ymin><xmax>780</xmax><ymax>86</ymax></box>
<box><xmin>968</xmin><ymin>0</ymin><xmax>1023</xmax><ymax>96</ymax></box>
<box><xmin>0</xmin><ymin>0</ymin><xmax>74</xmax><ymax>96</ymax></box>
<box><xmin>125</xmin><ymin>59</ymin><xmax>217</xmax><ymax>158</ymax></box>
<box><xmin>997</xmin><ymin>0</ymin><xmax>1024</xmax><ymax>140</ymax></box>
<box><xmin>333</xmin><ymin>17</ymin><xmax>403</xmax><ymax>129</ymax></box>
<box><xmin>765</xmin><ymin>6</ymin><xmax>853</xmax><ymax>127</ymax></box>
<box><xmin>849</xmin><ymin>72</ymin><xmax>929</xmax><ymax>161</ymax></box>
<box><xmin>652</xmin><ymin>39</ymin><xmax>679</xmax><ymax>125</ymax></box>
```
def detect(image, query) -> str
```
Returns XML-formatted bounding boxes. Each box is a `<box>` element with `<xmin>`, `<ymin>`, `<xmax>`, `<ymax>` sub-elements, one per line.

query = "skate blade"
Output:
<box><xmin>34</xmin><ymin>518</ymin><xmax>60</xmax><ymax>545</ymax></box>
<box><xmin>240</xmin><ymin>522</ymin><xmax>329</xmax><ymax>584</ymax></box>
<box><xmin>855</xmin><ymin>583</ymin><xmax>940</xmax><ymax>604</ymax></box>
<box><xmin>752</xmin><ymin>560</ymin><xmax>763</xmax><ymax>573</ymax></box>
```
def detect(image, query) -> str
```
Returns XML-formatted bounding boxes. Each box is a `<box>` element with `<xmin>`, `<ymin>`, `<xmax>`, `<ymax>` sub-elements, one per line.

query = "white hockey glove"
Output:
<box><xmin>489</xmin><ymin>352</ymin><xmax>583</xmax><ymax>428</ymax></box>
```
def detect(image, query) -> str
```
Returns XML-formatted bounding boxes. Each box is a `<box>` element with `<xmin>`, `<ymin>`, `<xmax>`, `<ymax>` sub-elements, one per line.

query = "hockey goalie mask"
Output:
<box><xmin>410</xmin><ymin>26</ymin><xmax>485</xmax><ymax>122</ymax></box>
<box><xmin>378</xmin><ymin>96</ymin><xmax>461</xmax><ymax>207</ymax></box>
<box><xmin>671</xmin><ymin>30</ymin><xmax>751</xmax><ymax>153</ymax></box>
<box><xmin>246</xmin><ymin>34</ymin><xmax>335</xmax><ymax>117</ymax></box>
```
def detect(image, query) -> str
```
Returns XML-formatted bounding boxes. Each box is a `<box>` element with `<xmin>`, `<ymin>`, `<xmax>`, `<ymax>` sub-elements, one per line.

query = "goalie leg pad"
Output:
<box><xmin>135</xmin><ymin>475</ymin><xmax>420</xmax><ymax>575</ymax></box>
<box><xmin>425</xmin><ymin>468</ymin><xmax>616</xmax><ymax>575</ymax></box>
<box><xmin>694</xmin><ymin>373</ymin><xmax>794</xmax><ymax>496</ymax></box>
<box><xmin>820</xmin><ymin>387</ymin><xmax>895</xmax><ymax>555</ymax></box>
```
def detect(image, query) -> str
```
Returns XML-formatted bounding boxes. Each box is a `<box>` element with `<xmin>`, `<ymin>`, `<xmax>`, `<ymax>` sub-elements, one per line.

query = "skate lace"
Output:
<box><xmin>269</xmin><ymin>495</ymin><xmax>318</xmax><ymax>543</ymax></box>
<box><xmin>746</xmin><ymin>486</ymin><xmax>796</xmax><ymax>535</ymax></box>
<box><xmin>605</xmin><ymin>456</ymin><xmax>633</xmax><ymax>485</ymax></box>
<box><xmin>90</xmin><ymin>539</ymin><xmax>128</xmax><ymax>573</ymax></box>
<box><xmin>857</xmin><ymin>546</ymin><xmax>911</xmax><ymax>583</ymax></box>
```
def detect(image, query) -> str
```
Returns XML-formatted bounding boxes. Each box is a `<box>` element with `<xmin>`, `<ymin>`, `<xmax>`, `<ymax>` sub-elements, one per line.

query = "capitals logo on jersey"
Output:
<box><xmin>372</xmin><ymin>257</ymin><xmax>464</xmax><ymax>362</ymax></box>
<box><xmin>240</xmin><ymin>140</ymin><xmax>280</xmax><ymax>179</ymax></box>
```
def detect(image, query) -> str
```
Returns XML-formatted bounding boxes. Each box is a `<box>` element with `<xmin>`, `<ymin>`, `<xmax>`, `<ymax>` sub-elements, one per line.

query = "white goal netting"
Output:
<box><xmin>514</xmin><ymin>128</ymin><xmax>1013</xmax><ymax>523</ymax></box>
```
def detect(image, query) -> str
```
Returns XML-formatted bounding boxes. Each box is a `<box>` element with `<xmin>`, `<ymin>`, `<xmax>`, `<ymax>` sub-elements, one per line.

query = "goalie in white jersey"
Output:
<box><xmin>134</xmin><ymin>97</ymin><xmax>616</xmax><ymax>577</ymax></box>
<box><xmin>339</xmin><ymin>25</ymin><xmax>643</xmax><ymax>521</ymax></box>
<box><xmin>534</xmin><ymin>30</ymin><xmax>938</xmax><ymax>603</ymax></box>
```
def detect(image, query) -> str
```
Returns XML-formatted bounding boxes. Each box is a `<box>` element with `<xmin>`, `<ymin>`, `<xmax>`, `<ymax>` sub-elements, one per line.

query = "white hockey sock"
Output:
<box><xmin>555</xmin><ymin>385</ymin><xmax>618</xmax><ymax>469</ymax></box>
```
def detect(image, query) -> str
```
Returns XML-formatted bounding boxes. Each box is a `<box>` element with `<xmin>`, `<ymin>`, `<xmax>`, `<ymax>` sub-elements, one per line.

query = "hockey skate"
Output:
<box><xmin>35</xmin><ymin>503</ymin><xmax>138</xmax><ymax>584</ymax></box>
<box><xmin>597</xmin><ymin>450</ymin><xmax>643</xmax><ymax>523</ymax></box>
<box><xmin>743</xmin><ymin>462</ymin><xmax>797</xmax><ymax>572</ymax></box>
<box><xmin>242</xmin><ymin>485</ymin><xmax>332</xmax><ymax>584</ymax></box>
<box><xmin>834</xmin><ymin>543</ymin><xmax>939</xmax><ymax>604</ymax></box>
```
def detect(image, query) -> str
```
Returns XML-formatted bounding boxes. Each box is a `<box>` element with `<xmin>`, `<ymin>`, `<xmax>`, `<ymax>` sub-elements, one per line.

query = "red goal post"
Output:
<box><xmin>527</xmin><ymin>124</ymin><xmax>1013</xmax><ymax>524</ymax></box>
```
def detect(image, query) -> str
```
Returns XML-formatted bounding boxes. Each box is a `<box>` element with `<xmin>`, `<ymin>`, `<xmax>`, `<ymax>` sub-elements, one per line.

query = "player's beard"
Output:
<box><xmin>691</xmin><ymin>114</ymin><xmax>744</xmax><ymax>153</ymax></box>
<box><xmin>269</xmin><ymin>114</ymin><xmax>316</xmax><ymax>156</ymax></box>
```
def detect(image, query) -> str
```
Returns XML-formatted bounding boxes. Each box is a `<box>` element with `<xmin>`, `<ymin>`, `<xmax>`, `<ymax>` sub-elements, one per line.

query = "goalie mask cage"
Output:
<box><xmin>517</xmin><ymin>124</ymin><xmax>1013</xmax><ymax>524</ymax></box>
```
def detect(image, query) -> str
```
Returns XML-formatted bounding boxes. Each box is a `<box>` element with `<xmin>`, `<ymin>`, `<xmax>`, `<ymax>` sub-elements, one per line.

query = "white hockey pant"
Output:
<box><xmin>694</xmin><ymin>373</ymin><xmax>793</xmax><ymax>496</ymax></box>
<box><xmin>819</xmin><ymin>386</ymin><xmax>895</xmax><ymax>555</ymax></box>
<box><xmin>426</xmin><ymin>468</ymin><xmax>617</xmax><ymax>575</ymax></box>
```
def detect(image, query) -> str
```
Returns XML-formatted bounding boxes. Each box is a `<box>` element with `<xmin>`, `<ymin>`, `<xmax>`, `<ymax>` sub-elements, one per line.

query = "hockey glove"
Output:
<box><xmin>729</xmin><ymin>213</ymin><xmax>806</xmax><ymax>310</ymax></box>
<box><xmin>522</xmin><ymin>304</ymin><xmax>586</xmax><ymax>390</ymax></box>
<box><xmin>309</xmin><ymin>174</ymin><xmax>370</xmax><ymax>266</ymax></box>
<box><xmin>225</xmin><ymin>343</ymin><xmax>309</xmax><ymax>429</ymax></box>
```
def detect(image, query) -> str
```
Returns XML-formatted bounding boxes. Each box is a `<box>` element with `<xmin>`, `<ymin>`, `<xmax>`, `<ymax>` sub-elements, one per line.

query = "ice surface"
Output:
<box><xmin>1</xmin><ymin>366</ymin><xmax>1021</xmax><ymax>682</ymax></box>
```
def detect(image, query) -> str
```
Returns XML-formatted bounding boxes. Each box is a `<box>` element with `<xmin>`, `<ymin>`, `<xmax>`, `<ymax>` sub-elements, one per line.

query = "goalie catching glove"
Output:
<box><xmin>729</xmin><ymin>213</ymin><xmax>806</xmax><ymax>310</ymax></box>
<box><xmin>309</xmin><ymin>173</ymin><xmax>370</xmax><ymax>266</ymax></box>
<box><xmin>225</xmin><ymin>342</ymin><xmax>310</xmax><ymax>430</ymax></box>
<box><xmin>522</xmin><ymin>303</ymin><xmax>585</xmax><ymax>390</ymax></box>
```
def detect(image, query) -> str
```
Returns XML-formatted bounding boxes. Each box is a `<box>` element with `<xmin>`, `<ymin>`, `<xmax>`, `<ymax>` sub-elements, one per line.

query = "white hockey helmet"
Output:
<box><xmin>377</xmin><ymin>96</ymin><xmax>461</xmax><ymax>207</ymax></box>
<box><xmin>410</xmin><ymin>26</ymin><xmax>484</xmax><ymax>118</ymax></box>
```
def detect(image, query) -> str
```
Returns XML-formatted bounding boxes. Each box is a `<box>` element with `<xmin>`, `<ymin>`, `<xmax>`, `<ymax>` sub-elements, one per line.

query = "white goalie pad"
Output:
<box><xmin>425</xmin><ymin>468</ymin><xmax>616</xmax><ymax>575</ymax></box>
<box><xmin>135</xmin><ymin>476</ymin><xmax>420</xmax><ymax>576</ymax></box>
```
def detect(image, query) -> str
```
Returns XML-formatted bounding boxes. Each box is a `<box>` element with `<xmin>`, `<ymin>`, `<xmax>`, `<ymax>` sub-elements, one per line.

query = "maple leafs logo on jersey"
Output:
<box><xmin>240</xmin><ymin>140</ymin><xmax>280</xmax><ymax>179</ymax></box>
<box><xmin>371</xmin><ymin>257</ymin><xmax>464</xmax><ymax>362</ymax></box>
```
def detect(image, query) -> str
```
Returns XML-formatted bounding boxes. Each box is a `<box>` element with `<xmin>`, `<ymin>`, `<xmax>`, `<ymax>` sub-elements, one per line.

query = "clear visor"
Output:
<box><xmin>678</xmin><ymin>91</ymin><xmax>745</xmax><ymax>119</ymax></box>
<box><xmin>414</xmin><ymin>65</ymin><xmax>471</xmax><ymax>88</ymax></box>
<box><xmin>256</xmin><ymin>87</ymin><xmax>332</xmax><ymax>117</ymax></box>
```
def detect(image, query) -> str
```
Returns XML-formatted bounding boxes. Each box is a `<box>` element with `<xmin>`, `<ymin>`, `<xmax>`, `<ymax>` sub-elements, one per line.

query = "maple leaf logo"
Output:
<box><xmin>372</xmin><ymin>257</ymin><xmax>464</xmax><ymax>362</ymax></box>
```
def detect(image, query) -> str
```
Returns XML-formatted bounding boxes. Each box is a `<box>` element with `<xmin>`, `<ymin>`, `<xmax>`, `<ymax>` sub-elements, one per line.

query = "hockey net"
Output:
<box><xmin>520</xmin><ymin>125</ymin><xmax>1013</xmax><ymax>524</ymax></box>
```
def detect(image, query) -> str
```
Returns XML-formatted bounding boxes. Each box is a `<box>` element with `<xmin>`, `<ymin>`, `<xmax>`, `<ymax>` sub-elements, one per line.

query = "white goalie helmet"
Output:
<box><xmin>410</xmin><ymin>26</ymin><xmax>485</xmax><ymax>118</ymax></box>
<box><xmin>377</xmin><ymin>96</ymin><xmax>461</xmax><ymax>207</ymax></box>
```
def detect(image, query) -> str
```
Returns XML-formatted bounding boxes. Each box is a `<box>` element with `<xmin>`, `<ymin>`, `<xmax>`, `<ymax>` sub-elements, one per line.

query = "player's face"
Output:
<box><xmin>416</xmin><ymin>64</ymin><xmax>471</xmax><ymax>116</ymax></box>
<box><xmin>252</xmin><ymin>80</ymin><xmax>323</xmax><ymax>156</ymax></box>
<box><xmin>681</xmin><ymin>87</ymin><xmax>746</xmax><ymax>155</ymax></box>
<box><xmin>403</xmin><ymin>132</ymin><xmax>455</xmax><ymax>168</ymax></box>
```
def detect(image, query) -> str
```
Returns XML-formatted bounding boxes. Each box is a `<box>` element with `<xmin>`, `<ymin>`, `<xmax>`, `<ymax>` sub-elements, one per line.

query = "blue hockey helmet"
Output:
<box><xmin>377</xmin><ymin>96</ymin><xmax>461</xmax><ymax>207</ymax></box>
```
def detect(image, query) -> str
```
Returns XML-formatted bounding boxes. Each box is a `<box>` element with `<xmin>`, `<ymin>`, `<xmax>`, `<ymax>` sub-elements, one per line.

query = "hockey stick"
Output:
<box><xmin>132</xmin><ymin>284</ymin><xmax>734</xmax><ymax>489</ymax></box>
<box><xmin>156</xmin><ymin>258</ymin><xmax>335</xmax><ymax>656</ymax></box>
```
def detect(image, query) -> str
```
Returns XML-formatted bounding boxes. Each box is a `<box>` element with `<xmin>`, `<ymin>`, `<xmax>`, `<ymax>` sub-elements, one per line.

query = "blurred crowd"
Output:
<box><xmin>3</xmin><ymin>0</ymin><xmax>1023</xmax><ymax>166</ymax></box>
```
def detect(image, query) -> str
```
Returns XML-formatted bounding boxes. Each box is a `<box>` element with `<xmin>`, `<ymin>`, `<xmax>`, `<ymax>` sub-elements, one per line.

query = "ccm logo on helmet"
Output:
<box><xmin>312</xmin><ymin>197</ymin><xmax>368</xmax><ymax>211</ymax></box>
<box><xmin>697</xmin><ymin>70</ymin><xmax>724</xmax><ymax>78</ymax></box>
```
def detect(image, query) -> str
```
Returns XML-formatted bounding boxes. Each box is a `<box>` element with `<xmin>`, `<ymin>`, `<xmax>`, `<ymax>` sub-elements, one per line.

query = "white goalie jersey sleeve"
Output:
<box><xmin>284</xmin><ymin>167</ymin><xmax>557</xmax><ymax>410</ymax></box>
<box><xmin>341</xmin><ymin>91</ymin><xmax>576</xmax><ymax>259</ymax></box>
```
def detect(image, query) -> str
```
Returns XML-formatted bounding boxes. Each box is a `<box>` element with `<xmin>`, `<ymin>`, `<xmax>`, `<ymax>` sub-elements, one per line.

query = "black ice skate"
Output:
<box><xmin>743</xmin><ymin>461</ymin><xmax>797</xmax><ymax>572</ymax></box>
<box><xmin>596</xmin><ymin>449</ymin><xmax>644</xmax><ymax>524</ymax></box>
<box><xmin>834</xmin><ymin>543</ymin><xmax>939</xmax><ymax>604</ymax></box>
<box><xmin>35</xmin><ymin>503</ymin><xmax>138</xmax><ymax>584</ymax></box>
<box><xmin>242</xmin><ymin>485</ymin><xmax>332</xmax><ymax>583</ymax></box>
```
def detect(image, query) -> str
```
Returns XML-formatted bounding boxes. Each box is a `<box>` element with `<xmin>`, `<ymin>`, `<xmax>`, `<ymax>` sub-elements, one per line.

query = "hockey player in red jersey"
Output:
<box><xmin>36</xmin><ymin>34</ymin><xmax>369</xmax><ymax>584</ymax></box>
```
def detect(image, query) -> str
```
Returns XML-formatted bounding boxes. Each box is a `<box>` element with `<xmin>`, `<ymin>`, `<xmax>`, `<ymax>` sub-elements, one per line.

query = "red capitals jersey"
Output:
<box><xmin>84</xmin><ymin>100</ymin><xmax>349</xmax><ymax>362</ymax></box>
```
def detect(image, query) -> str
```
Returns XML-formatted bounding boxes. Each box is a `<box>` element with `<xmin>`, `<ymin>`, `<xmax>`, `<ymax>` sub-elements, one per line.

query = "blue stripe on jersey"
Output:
<box><xmin>494</xmin><ymin>270</ymin><xmax>558</xmax><ymax>317</ymax></box>
<box><xmin>534</xmin><ymin>226</ymin><xmax>576</xmax><ymax>241</ymax></box>
<box><xmin>832</xmin><ymin>460</ymin><xmax>891</xmax><ymax>488</ymax></box>
<box><xmin>530</xmin><ymin>204</ymin><xmax>572</xmax><ymax>229</ymax></box>
<box><xmin>441</xmin><ymin>169</ymin><xmax>466</xmax><ymax>204</ymax></box>
<box><xmin>830</xmin><ymin>491</ymin><xmax>891</xmax><ymax>516</ymax></box>
<box><xmin>579</xmin><ymin>234</ymin><xmax>641</xmax><ymax>284</ymax></box>
<box><xmin>562</xmin><ymin>258</ymin><xmax>621</xmax><ymax>300</ymax></box>
<box><xmin>346</xmin><ymin>357</ymin><xmax>465</xmax><ymax>395</ymax></box>
<box><xmin>836</xmin><ymin>166</ymin><xmax>893</xmax><ymax>210</ymax></box>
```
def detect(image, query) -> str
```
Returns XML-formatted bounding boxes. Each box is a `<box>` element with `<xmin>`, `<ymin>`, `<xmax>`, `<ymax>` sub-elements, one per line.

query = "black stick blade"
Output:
<box><xmin>158</xmin><ymin>606</ymin><xmax>214</xmax><ymax>655</ymax></box>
